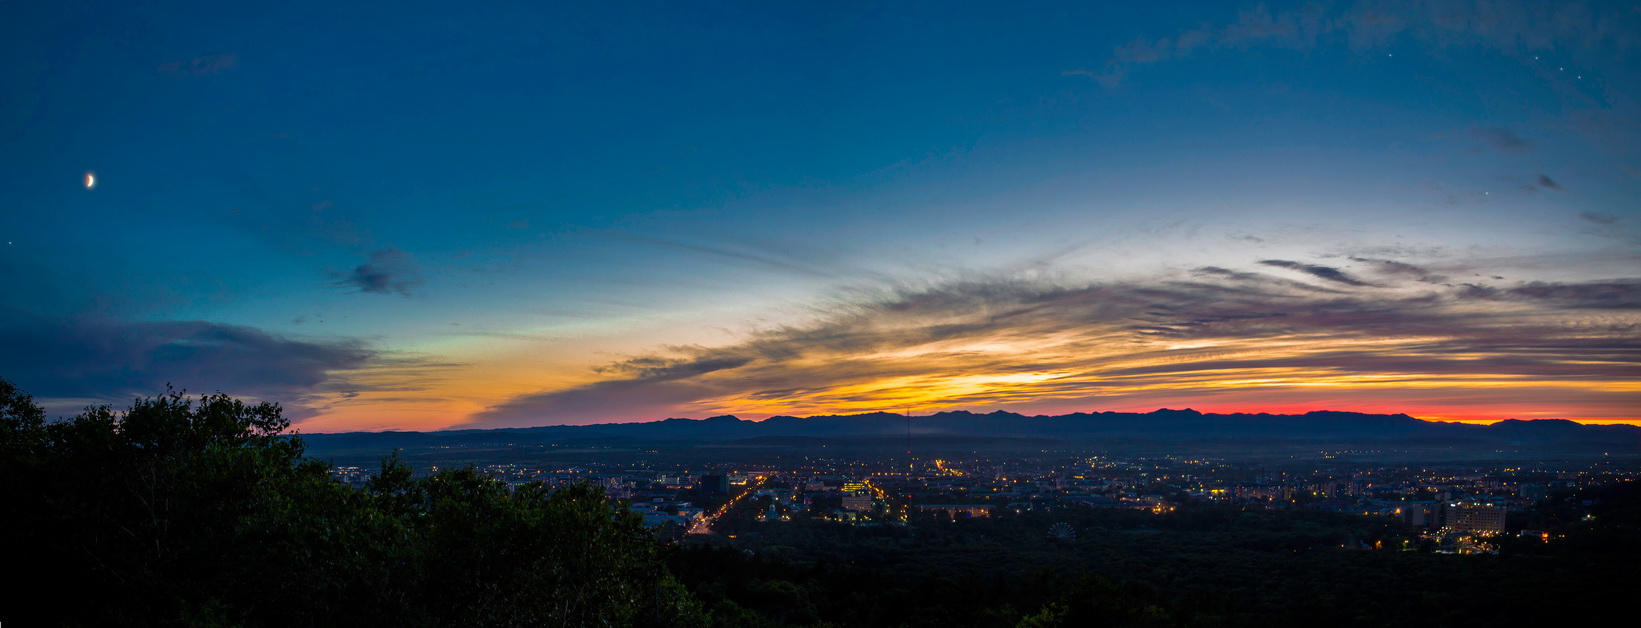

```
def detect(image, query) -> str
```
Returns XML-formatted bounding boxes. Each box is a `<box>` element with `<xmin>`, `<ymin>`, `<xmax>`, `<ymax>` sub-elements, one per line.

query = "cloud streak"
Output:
<box><xmin>1258</xmin><ymin>260</ymin><xmax>1376</xmax><ymax>287</ymax></box>
<box><xmin>470</xmin><ymin>259</ymin><xmax>1641</xmax><ymax>427</ymax></box>
<box><xmin>0</xmin><ymin>317</ymin><xmax>375</xmax><ymax>419</ymax></box>
<box><xmin>1080</xmin><ymin>1</ymin><xmax>1641</xmax><ymax>87</ymax></box>
<box><xmin>604</xmin><ymin>232</ymin><xmax>835</xmax><ymax>279</ymax></box>
<box><xmin>335</xmin><ymin>248</ymin><xmax>423</xmax><ymax>296</ymax></box>
<box><xmin>157</xmin><ymin>53</ymin><xmax>237</xmax><ymax>76</ymax></box>
<box><xmin>1474</xmin><ymin>127</ymin><xmax>1533</xmax><ymax>155</ymax></box>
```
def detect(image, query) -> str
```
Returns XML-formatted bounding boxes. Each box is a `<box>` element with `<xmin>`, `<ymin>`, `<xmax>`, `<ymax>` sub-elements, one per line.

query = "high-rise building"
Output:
<box><xmin>1441</xmin><ymin>502</ymin><xmax>1505</xmax><ymax>534</ymax></box>
<box><xmin>1521</xmin><ymin>484</ymin><xmax>1549</xmax><ymax>502</ymax></box>
<box><xmin>697</xmin><ymin>474</ymin><xmax>729</xmax><ymax>495</ymax></box>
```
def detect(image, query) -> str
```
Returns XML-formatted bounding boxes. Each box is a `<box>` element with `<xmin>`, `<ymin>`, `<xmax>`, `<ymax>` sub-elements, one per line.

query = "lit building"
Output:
<box><xmin>1441</xmin><ymin>502</ymin><xmax>1505</xmax><ymax>534</ymax></box>
<box><xmin>912</xmin><ymin>504</ymin><xmax>992</xmax><ymax>518</ymax></box>
<box><xmin>841</xmin><ymin>493</ymin><xmax>874</xmax><ymax>512</ymax></box>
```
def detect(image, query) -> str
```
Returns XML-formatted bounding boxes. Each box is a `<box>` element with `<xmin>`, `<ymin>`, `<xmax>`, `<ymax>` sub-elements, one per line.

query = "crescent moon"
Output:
<box><xmin>85</xmin><ymin>172</ymin><xmax>96</xmax><ymax>189</ymax></box>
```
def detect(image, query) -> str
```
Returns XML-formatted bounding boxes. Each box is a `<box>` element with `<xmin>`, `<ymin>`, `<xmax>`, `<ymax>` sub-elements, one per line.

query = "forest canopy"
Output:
<box><xmin>0</xmin><ymin>378</ymin><xmax>700</xmax><ymax>626</ymax></box>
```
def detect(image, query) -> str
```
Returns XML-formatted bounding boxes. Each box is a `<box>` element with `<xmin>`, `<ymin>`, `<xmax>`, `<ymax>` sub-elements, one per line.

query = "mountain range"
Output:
<box><xmin>303</xmin><ymin>409</ymin><xmax>1641</xmax><ymax>461</ymax></box>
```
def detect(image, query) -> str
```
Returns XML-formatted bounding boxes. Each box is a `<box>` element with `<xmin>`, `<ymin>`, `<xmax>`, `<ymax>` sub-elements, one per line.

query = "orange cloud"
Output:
<box><xmin>462</xmin><ymin>262</ymin><xmax>1640</xmax><ymax>428</ymax></box>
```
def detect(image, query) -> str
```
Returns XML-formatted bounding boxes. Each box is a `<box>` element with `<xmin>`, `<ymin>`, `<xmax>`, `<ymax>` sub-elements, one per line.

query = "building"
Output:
<box><xmin>841</xmin><ymin>493</ymin><xmax>874</xmax><ymax>512</ymax></box>
<box><xmin>1441</xmin><ymin>502</ymin><xmax>1505</xmax><ymax>534</ymax></box>
<box><xmin>913</xmin><ymin>504</ymin><xmax>992</xmax><ymax>518</ymax></box>
<box><xmin>1520</xmin><ymin>484</ymin><xmax>1549</xmax><ymax>502</ymax></box>
<box><xmin>1397</xmin><ymin>502</ymin><xmax>1439</xmax><ymax>528</ymax></box>
<box><xmin>697</xmin><ymin>474</ymin><xmax>729</xmax><ymax>495</ymax></box>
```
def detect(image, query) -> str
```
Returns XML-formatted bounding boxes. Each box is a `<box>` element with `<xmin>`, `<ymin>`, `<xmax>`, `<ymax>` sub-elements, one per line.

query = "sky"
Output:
<box><xmin>3</xmin><ymin>1</ymin><xmax>1638</xmax><ymax>432</ymax></box>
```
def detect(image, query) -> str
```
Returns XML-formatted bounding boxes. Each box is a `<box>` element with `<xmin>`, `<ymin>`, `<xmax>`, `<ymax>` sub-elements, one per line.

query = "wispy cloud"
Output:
<box><xmin>1258</xmin><ymin>259</ymin><xmax>1376</xmax><ymax>287</ymax></box>
<box><xmin>469</xmin><ymin>260</ymin><xmax>1641</xmax><ymax>427</ymax></box>
<box><xmin>334</xmin><ymin>248</ymin><xmax>423</xmax><ymax>296</ymax></box>
<box><xmin>156</xmin><ymin>53</ymin><xmax>237</xmax><ymax>77</ymax></box>
<box><xmin>1579</xmin><ymin>211</ymin><xmax>1619</xmax><ymax>225</ymax></box>
<box><xmin>1082</xmin><ymin>1</ymin><xmax>1641</xmax><ymax>87</ymax></box>
<box><xmin>604</xmin><ymin>231</ymin><xmax>835</xmax><ymax>279</ymax></box>
<box><xmin>0</xmin><ymin>317</ymin><xmax>373</xmax><ymax>419</ymax></box>
<box><xmin>1348</xmin><ymin>257</ymin><xmax>1448</xmax><ymax>284</ymax></box>
<box><xmin>1487</xmin><ymin>279</ymin><xmax>1641</xmax><ymax>309</ymax></box>
<box><xmin>1472</xmin><ymin>126</ymin><xmax>1533</xmax><ymax>155</ymax></box>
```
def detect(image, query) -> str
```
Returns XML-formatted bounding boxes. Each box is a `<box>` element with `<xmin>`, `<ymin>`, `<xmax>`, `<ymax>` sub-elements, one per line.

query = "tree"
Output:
<box><xmin>0</xmin><ymin>378</ymin><xmax>703</xmax><ymax>626</ymax></box>
<box><xmin>0</xmin><ymin>376</ymin><xmax>45</xmax><ymax>456</ymax></box>
<box><xmin>0</xmin><ymin>382</ymin><xmax>343</xmax><ymax>623</ymax></box>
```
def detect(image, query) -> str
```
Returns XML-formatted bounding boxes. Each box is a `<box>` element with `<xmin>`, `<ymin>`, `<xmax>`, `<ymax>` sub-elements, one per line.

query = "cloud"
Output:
<box><xmin>1257</xmin><ymin>260</ymin><xmax>1376</xmax><ymax>287</ymax></box>
<box><xmin>1499</xmin><ymin>279</ymin><xmax>1641</xmax><ymax>309</ymax></box>
<box><xmin>1578</xmin><ymin>211</ymin><xmax>1619</xmax><ymax>224</ymax></box>
<box><xmin>335</xmin><ymin>248</ymin><xmax>422</xmax><ymax>296</ymax></box>
<box><xmin>595</xmin><ymin>355</ymin><xmax>754</xmax><ymax>379</ymax></box>
<box><xmin>1088</xmin><ymin>4</ymin><xmax>1323</xmax><ymax>86</ymax></box>
<box><xmin>1472</xmin><ymin>126</ymin><xmax>1532</xmax><ymax>154</ymax></box>
<box><xmin>1347</xmin><ymin>257</ymin><xmax>1447</xmax><ymax>283</ymax></box>
<box><xmin>605</xmin><ymin>231</ymin><xmax>834</xmax><ymax>279</ymax></box>
<box><xmin>1062</xmin><ymin>67</ymin><xmax>1127</xmax><ymax>88</ymax></box>
<box><xmin>1536</xmin><ymin>174</ymin><xmax>1564</xmax><ymax>191</ymax></box>
<box><xmin>468</xmin><ymin>260</ymin><xmax>1641</xmax><ymax>427</ymax></box>
<box><xmin>0</xmin><ymin>317</ymin><xmax>373</xmax><ymax>419</ymax></box>
<box><xmin>1086</xmin><ymin>1</ymin><xmax>1641</xmax><ymax>87</ymax></box>
<box><xmin>156</xmin><ymin>53</ymin><xmax>237</xmax><ymax>77</ymax></box>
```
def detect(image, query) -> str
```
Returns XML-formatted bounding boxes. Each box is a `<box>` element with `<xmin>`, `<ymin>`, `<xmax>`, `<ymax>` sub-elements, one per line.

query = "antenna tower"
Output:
<box><xmin>906</xmin><ymin>407</ymin><xmax>913</xmax><ymax>477</ymax></box>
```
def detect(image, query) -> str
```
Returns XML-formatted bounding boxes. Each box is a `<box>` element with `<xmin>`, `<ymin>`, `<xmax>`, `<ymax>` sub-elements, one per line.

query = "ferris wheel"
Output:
<box><xmin>1047</xmin><ymin>522</ymin><xmax>1076</xmax><ymax>539</ymax></box>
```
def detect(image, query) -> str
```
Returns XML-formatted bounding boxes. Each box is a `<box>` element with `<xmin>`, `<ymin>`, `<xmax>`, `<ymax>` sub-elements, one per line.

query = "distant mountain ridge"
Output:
<box><xmin>303</xmin><ymin>409</ymin><xmax>1641</xmax><ymax>456</ymax></box>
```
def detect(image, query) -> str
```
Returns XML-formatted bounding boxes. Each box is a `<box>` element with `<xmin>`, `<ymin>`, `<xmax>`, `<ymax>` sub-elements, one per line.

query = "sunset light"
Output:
<box><xmin>7</xmin><ymin>3</ymin><xmax>1639</xmax><ymax>624</ymax></box>
<box><xmin>2</xmin><ymin>0</ymin><xmax>1634</xmax><ymax>432</ymax></box>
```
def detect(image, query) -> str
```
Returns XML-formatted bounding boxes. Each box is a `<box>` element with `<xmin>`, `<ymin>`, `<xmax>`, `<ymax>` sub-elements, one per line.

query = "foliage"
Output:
<box><xmin>0</xmin><ymin>378</ymin><xmax>701</xmax><ymax>626</ymax></box>
<box><xmin>668</xmin><ymin>485</ymin><xmax>1641</xmax><ymax>627</ymax></box>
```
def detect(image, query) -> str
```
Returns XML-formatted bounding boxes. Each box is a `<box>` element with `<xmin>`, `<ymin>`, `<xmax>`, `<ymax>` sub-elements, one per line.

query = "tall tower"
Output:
<box><xmin>906</xmin><ymin>409</ymin><xmax>913</xmax><ymax>477</ymax></box>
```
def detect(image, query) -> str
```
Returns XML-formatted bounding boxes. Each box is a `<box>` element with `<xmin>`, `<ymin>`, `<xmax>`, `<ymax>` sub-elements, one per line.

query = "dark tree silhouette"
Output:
<box><xmin>0</xmin><ymin>377</ymin><xmax>702</xmax><ymax>626</ymax></box>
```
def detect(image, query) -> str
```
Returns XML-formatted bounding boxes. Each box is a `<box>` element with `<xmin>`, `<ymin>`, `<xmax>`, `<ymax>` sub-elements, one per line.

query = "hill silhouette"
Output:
<box><xmin>303</xmin><ymin>409</ymin><xmax>1641</xmax><ymax>459</ymax></box>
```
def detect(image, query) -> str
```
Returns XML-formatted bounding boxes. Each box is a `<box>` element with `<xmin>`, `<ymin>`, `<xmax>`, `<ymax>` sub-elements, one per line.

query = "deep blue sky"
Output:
<box><xmin>4</xmin><ymin>1</ymin><xmax>1638</xmax><ymax>430</ymax></box>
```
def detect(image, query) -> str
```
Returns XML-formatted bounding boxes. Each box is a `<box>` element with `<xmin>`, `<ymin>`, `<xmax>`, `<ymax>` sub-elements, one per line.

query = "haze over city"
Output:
<box><xmin>4</xmin><ymin>1</ymin><xmax>1638</xmax><ymax>432</ymax></box>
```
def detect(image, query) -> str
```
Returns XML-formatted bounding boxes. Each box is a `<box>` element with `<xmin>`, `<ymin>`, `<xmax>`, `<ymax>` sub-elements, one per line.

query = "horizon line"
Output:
<box><xmin>292</xmin><ymin>407</ymin><xmax>1641</xmax><ymax>435</ymax></box>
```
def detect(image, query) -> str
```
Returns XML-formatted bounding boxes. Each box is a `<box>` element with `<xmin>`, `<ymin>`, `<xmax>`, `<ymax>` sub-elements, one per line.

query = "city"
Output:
<box><xmin>334</xmin><ymin>447</ymin><xmax>1637</xmax><ymax>556</ymax></box>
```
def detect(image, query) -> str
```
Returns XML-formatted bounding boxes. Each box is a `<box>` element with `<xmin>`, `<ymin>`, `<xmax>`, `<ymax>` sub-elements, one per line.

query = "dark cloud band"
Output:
<box><xmin>0</xmin><ymin>317</ymin><xmax>373</xmax><ymax>419</ymax></box>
